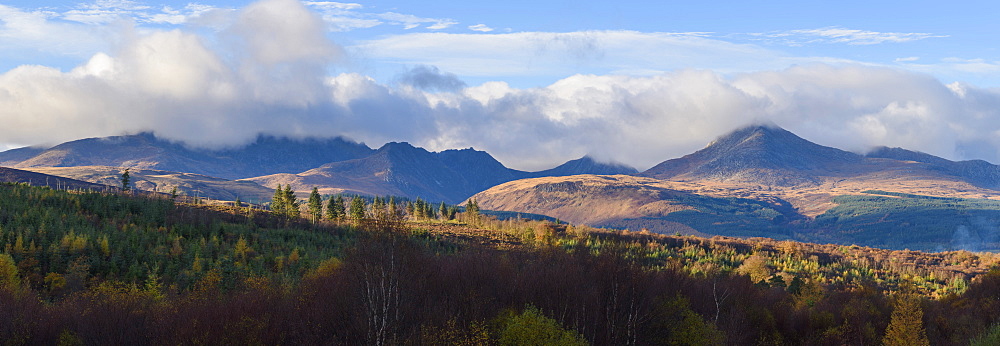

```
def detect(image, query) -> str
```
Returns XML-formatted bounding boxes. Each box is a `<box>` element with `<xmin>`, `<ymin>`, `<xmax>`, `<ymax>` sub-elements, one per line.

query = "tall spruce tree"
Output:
<box><xmin>120</xmin><ymin>168</ymin><xmax>131</xmax><ymax>192</ymax></box>
<box><xmin>327</xmin><ymin>194</ymin><xmax>346</xmax><ymax>221</ymax></box>
<box><xmin>307</xmin><ymin>187</ymin><xmax>323</xmax><ymax>223</ymax></box>
<box><xmin>283</xmin><ymin>185</ymin><xmax>300</xmax><ymax>219</ymax></box>
<box><xmin>271</xmin><ymin>184</ymin><xmax>286</xmax><ymax>215</ymax></box>
<box><xmin>349</xmin><ymin>196</ymin><xmax>366</xmax><ymax>221</ymax></box>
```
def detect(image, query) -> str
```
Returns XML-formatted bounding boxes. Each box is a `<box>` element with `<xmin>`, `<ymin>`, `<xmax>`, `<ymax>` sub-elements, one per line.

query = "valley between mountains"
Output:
<box><xmin>4</xmin><ymin>125</ymin><xmax>1000</xmax><ymax>251</ymax></box>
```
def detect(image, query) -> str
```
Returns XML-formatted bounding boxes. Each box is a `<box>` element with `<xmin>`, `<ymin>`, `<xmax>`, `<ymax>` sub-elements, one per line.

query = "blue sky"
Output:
<box><xmin>2</xmin><ymin>0</ymin><xmax>1000</xmax><ymax>170</ymax></box>
<box><xmin>3</xmin><ymin>0</ymin><xmax>999</xmax><ymax>87</ymax></box>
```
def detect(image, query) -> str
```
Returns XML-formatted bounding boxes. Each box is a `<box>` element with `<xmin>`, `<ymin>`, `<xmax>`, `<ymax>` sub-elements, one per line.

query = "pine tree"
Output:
<box><xmin>349</xmin><ymin>196</ymin><xmax>366</xmax><ymax>221</ymax></box>
<box><xmin>327</xmin><ymin>194</ymin><xmax>346</xmax><ymax>221</ymax></box>
<box><xmin>308</xmin><ymin>187</ymin><xmax>323</xmax><ymax>223</ymax></box>
<box><xmin>439</xmin><ymin>202</ymin><xmax>448</xmax><ymax>221</ymax></box>
<box><xmin>388</xmin><ymin>197</ymin><xmax>399</xmax><ymax>219</ymax></box>
<box><xmin>120</xmin><ymin>168</ymin><xmax>131</xmax><ymax>192</ymax></box>
<box><xmin>283</xmin><ymin>185</ymin><xmax>300</xmax><ymax>219</ymax></box>
<box><xmin>414</xmin><ymin>198</ymin><xmax>425</xmax><ymax>219</ymax></box>
<box><xmin>271</xmin><ymin>184</ymin><xmax>286</xmax><ymax>216</ymax></box>
<box><xmin>234</xmin><ymin>196</ymin><xmax>242</xmax><ymax>208</ymax></box>
<box><xmin>465</xmin><ymin>198</ymin><xmax>480</xmax><ymax>224</ymax></box>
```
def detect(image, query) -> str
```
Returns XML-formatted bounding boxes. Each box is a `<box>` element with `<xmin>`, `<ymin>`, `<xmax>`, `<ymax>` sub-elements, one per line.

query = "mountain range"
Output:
<box><xmin>0</xmin><ymin>133</ymin><xmax>636</xmax><ymax>204</ymax></box>
<box><xmin>473</xmin><ymin>125</ymin><xmax>1000</xmax><ymax>251</ymax></box>
<box><xmin>7</xmin><ymin>125</ymin><xmax>1000</xmax><ymax>250</ymax></box>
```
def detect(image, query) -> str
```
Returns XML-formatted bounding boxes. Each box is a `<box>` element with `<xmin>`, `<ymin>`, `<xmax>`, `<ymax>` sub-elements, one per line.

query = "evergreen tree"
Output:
<box><xmin>465</xmin><ymin>198</ymin><xmax>480</xmax><ymax>224</ymax></box>
<box><xmin>271</xmin><ymin>184</ymin><xmax>286</xmax><ymax>215</ymax></box>
<box><xmin>415</xmin><ymin>198</ymin><xmax>425</xmax><ymax>219</ymax></box>
<box><xmin>439</xmin><ymin>202</ymin><xmax>448</xmax><ymax>220</ymax></box>
<box><xmin>327</xmin><ymin>194</ymin><xmax>346</xmax><ymax>221</ymax></box>
<box><xmin>349</xmin><ymin>196</ymin><xmax>366</xmax><ymax>221</ymax></box>
<box><xmin>283</xmin><ymin>185</ymin><xmax>300</xmax><ymax>219</ymax></box>
<box><xmin>307</xmin><ymin>187</ymin><xmax>323</xmax><ymax>223</ymax></box>
<box><xmin>388</xmin><ymin>197</ymin><xmax>399</xmax><ymax>219</ymax></box>
<box><xmin>120</xmin><ymin>168</ymin><xmax>131</xmax><ymax>192</ymax></box>
<box><xmin>372</xmin><ymin>196</ymin><xmax>385</xmax><ymax>218</ymax></box>
<box><xmin>406</xmin><ymin>201</ymin><xmax>415</xmax><ymax>218</ymax></box>
<box><xmin>234</xmin><ymin>196</ymin><xmax>242</xmax><ymax>208</ymax></box>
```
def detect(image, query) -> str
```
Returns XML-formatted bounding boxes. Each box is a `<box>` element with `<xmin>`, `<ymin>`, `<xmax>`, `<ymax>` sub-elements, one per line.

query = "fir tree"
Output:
<box><xmin>283</xmin><ymin>185</ymin><xmax>300</xmax><ymax>219</ymax></box>
<box><xmin>120</xmin><ymin>168</ymin><xmax>131</xmax><ymax>192</ymax></box>
<box><xmin>271</xmin><ymin>184</ymin><xmax>286</xmax><ymax>215</ymax></box>
<box><xmin>439</xmin><ymin>202</ymin><xmax>448</xmax><ymax>220</ymax></box>
<box><xmin>349</xmin><ymin>196</ymin><xmax>366</xmax><ymax>221</ymax></box>
<box><xmin>327</xmin><ymin>194</ymin><xmax>346</xmax><ymax>221</ymax></box>
<box><xmin>307</xmin><ymin>187</ymin><xmax>323</xmax><ymax>223</ymax></box>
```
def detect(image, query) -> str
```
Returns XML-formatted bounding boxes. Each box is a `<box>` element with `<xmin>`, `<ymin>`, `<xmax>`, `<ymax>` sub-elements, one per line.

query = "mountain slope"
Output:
<box><xmin>865</xmin><ymin>146</ymin><xmax>1000</xmax><ymax>190</ymax></box>
<box><xmin>0</xmin><ymin>146</ymin><xmax>46</xmax><ymax>166</ymax></box>
<box><xmin>5</xmin><ymin>133</ymin><xmax>374</xmax><ymax>179</ymax></box>
<box><xmin>474</xmin><ymin>125</ymin><xmax>1000</xmax><ymax>251</ymax></box>
<box><xmin>0</xmin><ymin>166</ymin><xmax>111</xmax><ymax>190</ymax></box>
<box><xmin>25</xmin><ymin>166</ymin><xmax>274</xmax><ymax>203</ymax></box>
<box><xmin>640</xmin><ymin>125</ymin><xmax>863</xmax><ymax>186</ymax></box>
<box><xmin>248</xmin><ymin>145</ymin><xmax>644</xmax><ymax>203</ymax></box>
<box><xmin>248</xmin><ymin>142</ymin><xmax>477</xmax><ymax>203</ymax></box>
<box><xmin>530</xmin><ymin>156</ymin><xmax>638</xmax><ymax>177</ymax></box>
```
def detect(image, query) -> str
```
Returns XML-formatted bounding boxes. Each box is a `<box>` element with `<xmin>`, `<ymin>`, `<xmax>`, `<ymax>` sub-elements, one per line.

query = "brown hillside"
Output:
<box><xmin>25</xmin><ymin>166</ymin><xmax>274</xmax><ymax>202</ymax></box>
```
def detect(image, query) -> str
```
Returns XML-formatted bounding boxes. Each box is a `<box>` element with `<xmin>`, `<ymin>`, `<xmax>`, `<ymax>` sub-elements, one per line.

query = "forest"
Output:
<box><xmin>3</xmin><ymin>182</ymin><xmax>1000</xmax><ymax>345</ymax></box>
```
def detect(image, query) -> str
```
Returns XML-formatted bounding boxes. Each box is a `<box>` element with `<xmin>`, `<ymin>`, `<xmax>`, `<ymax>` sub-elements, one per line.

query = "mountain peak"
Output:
<box><xmin>640</xmin><ymin>125</ymin><xmax>861</xmax><ymax>186</ymax></box>
<box><xmin>533</xmin><ymin>156</ymin><xmax>639</xmax><ymax>177</ymax></box>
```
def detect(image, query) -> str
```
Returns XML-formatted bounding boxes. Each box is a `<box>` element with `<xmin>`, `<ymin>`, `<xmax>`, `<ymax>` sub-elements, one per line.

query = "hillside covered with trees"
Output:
<box><xmin>3</xmin><ymin>182</ymin><xmax>1000</xmax><ymax>344</ymax></box>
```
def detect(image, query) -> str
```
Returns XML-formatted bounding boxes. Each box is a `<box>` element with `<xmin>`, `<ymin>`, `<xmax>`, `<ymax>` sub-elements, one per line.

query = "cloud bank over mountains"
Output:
<box><xmin>2</xmin><ymin>0</ymin><xmax>1000</xmax><ymax>171</ymax></box>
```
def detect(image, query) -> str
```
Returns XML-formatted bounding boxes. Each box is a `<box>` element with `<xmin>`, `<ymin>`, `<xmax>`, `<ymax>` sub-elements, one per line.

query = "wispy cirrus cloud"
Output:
<box><xmin>468</xmin><ymin>24</ymin><xmax>493</xmax><ymax>32</ymax></box>
<box><xmin>304</xmin><ymin>2</ymin><xmax>457</xmax><ymax>31</ymax></box>
<box><xmin>749</xmin><ymin>26</ymin><xmax>947</xmax><ymax>46</ymax></box>
<box><xmin>356</xmin><ymin>30</ymin><xmax>800</xmax><ymax>79</ymax></box>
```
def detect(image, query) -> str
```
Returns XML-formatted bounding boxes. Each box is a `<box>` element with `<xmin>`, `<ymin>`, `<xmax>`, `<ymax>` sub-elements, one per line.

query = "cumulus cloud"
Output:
<box><xmin>396</xmin><ymin>65</ymin><xmax>467</xmax><ymax>92</ymax></box>
<box><xmin>3</xmin><ymin>0</ymin><xmax>1000</xmax><ymax>173</ymax></box>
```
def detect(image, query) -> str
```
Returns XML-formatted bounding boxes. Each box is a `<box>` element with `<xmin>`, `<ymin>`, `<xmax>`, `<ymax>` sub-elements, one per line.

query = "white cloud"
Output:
<box><xmin>304</xmin><ymin>2</ymin><xmax>455</xmax><ymax>31</ymax></box>
<box><xmin>0</xmin><ymin>5</ymin><xmax>107</xmax><ymax>59</ymax></box>
<box><xmin>377</xmin><ymin>12</ymin><xmax>457</xmax><ymax>30</ymax></box>
<box><xmin>305</xmin><ymin>2</ymin><xmax>363</xmax><ymax>11</ymax></box>
<box><xmin>751</xmin><ymin>26</ymin><xmax>946</xmax><ymax>46</ymax></box>
<box><xmin>5</xmin><ymin>0</ymin><xmax>1000</xmax><ymax>174</ymax></box>
<box><xmin>468</xmin><ymin>24</ymin><xmax>493</xmax><ymax>32</ymax></box>
<box><xmin>355</xmin><ymin>31</ymin><xmax>791</xmax><ymax>78</ymax></box>
<box><xmin>895</xmin><ymin>56</ymin><xmax>919</xmax><ymax>62</ymax></box>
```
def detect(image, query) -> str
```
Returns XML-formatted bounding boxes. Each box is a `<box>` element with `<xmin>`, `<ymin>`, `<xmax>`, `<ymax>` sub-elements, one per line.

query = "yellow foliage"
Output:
<box><xmin>305</xmin><ymin>257</ymin><xmax>342</xmax><ymax>280</ymax></box>
<box><xmin>0</xmin><ymin>253</ymin><xmax>21</xmax><ymax>290</ymax></box>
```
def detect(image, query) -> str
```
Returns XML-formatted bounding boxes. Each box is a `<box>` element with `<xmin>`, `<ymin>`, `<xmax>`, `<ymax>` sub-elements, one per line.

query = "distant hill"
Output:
<box><xmin>0</xmin><ymin>166</ymin><xmax>111</xmax><ymax>191</ymax></box>
<box><xmin>247</xmin><ymin>142</ymin><xmax>641</xmax><ymax>203</ymax></box>
<box><xmin>0</xmin><ymin>146</ymin><xmax>46</xmax><ymax>166</ymax></box>
<box><xmin>4</xmin><ymin>133</ymin><xmax>374</xmax><ymax>179</ymax></box>
<box><xmin>2</xmin><ymin>133</ymin><xmax>639</xmax><ymax>203</ymax></box>
<box><xmin>865</xmin><ymin>146</ymin><xmax>1000</xmax><ymax>190</ymax></box>
<box><xmin>529</xmin><ymin>156</ymin><xmax>638</xmax><ymax>177</ymax></box>
<box><xmin>24</xmin><ymin>166</ymin><xmax>274</xmax><ymax>203</ymax></box>
<box><xmin>474</xmin><ymin>124</ymin><xmax>1000</xmax><ymax>251</ymax></box>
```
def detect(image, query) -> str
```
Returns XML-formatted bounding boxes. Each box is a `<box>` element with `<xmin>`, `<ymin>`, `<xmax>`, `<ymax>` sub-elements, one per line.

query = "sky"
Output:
<box><xmin>2</xmin><ymin>0</ymin><xmax>1000</xmax><ymax>171</ymax></box>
